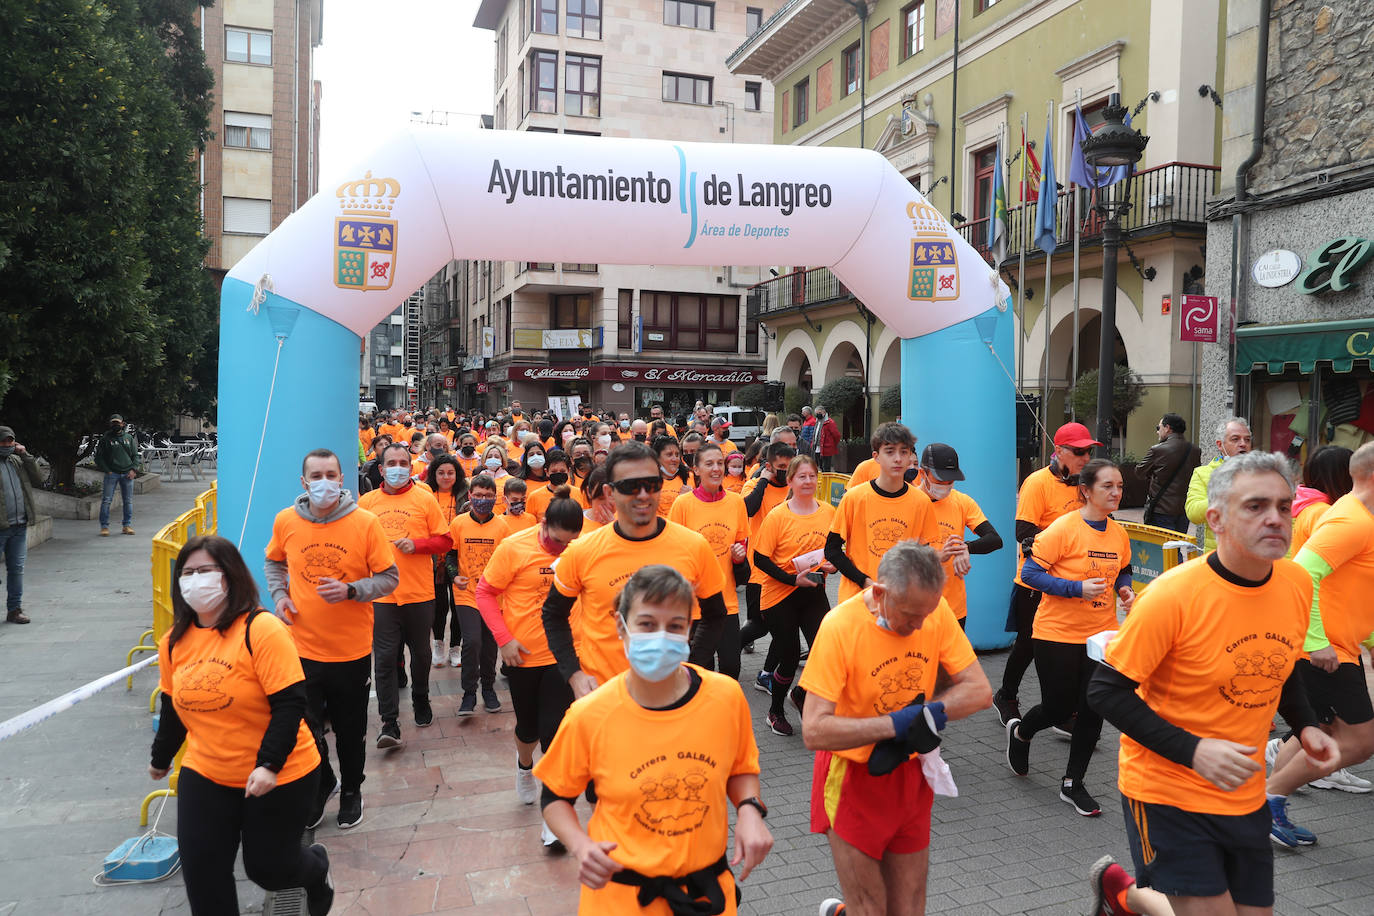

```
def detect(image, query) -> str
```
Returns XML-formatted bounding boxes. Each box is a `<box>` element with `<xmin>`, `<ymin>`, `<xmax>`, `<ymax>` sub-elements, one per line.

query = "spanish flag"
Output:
<box><xmin>1020</xmin><ymin>125</ymin><xmax>1042</xmax><ymax>203</ymax></box>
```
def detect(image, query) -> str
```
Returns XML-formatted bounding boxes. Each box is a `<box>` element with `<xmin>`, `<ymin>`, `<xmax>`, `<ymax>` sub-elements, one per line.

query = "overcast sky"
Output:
<box><xmin>314</xmin><ymin>0</ymin><xmax>494</xmax><ymax>185</ymax></box>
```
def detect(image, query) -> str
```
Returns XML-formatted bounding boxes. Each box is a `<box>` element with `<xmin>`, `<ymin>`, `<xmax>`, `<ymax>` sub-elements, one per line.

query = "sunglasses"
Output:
<box><xmin>610</xmin><ymin>475</ymin><xmax>664</xmax><ymax>496</ymax></box>
<box><xmin>1060</xmin><ymin>446</ymin><xmax>1091</xmax><ymax>457</ymax></box>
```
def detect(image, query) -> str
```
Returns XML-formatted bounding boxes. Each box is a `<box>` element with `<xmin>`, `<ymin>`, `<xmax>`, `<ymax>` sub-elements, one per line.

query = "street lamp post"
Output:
<box><xmin>1082</xmin><ymin>93</ymin><xmax>1148</xmax><ymax>458</ymax></box>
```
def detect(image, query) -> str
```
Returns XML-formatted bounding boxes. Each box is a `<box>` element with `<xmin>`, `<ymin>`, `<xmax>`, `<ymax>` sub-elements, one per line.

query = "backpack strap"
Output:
<box><xmin>244</xmin><ymin>607</ymin><xmax>266</xmax><ymax>655</ymax></box>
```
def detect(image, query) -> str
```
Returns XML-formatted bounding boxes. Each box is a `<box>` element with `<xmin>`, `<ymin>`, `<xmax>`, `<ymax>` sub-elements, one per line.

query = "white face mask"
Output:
<box><xmin>306</xmin><ymin>477</ymin><xmax>342</xmax><ymax>507</ymax></box>
<box><xmin>597</xmin><ymin>435</ymin><xmax>612</xmax><ymax>448</ymax></box>
<box><xmin>924</xmin><ymin>480</ymin><xmax>952</xmax><ymax>501</ymax></box>
<box><xmin>180</xmin><ymin>571</ymin><xmax>228</xmax><ymax>616</ymax></box>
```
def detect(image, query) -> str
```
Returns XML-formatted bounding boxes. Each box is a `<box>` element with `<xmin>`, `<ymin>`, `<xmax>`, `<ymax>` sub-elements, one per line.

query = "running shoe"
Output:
<box><xmin>1265</xmin><ymin>737</ymin><xmax>1282</xmax><ymax>769</ymax></box>
<box><xmin>767</xmin><ymin>712</ymin><xmax>794</xmax><ymax>736</ymax></box>
<box><xmin>992</xmin><ymin>690</ymin><xmax>1020</xmax><ymax>727</ymax></box>
<box><xmin>305</xmin><ymin>844</ymin><xmax>334</xmax><ymax>916</ymax></box>
<box><xmin>541</xmin><ymin>823</ymin><xmax>566</xmax><ymax>853</ymax></box>
<box><xmin>754</xmin><ymin>670</ymin><xmax>774</xmax><ymax>694</ymax></box>
<box><xmin>413</xmin><ymin>698</ymin><xmax>433</xmax><ymax>728</ymax></box>
<box><xmin>431</xmin><ymin>639</ymin><xmax>447</xmax><ymax>667</ymax></box>
<box><xmin>1268</xmin><ymin>795</ymin><xmax>1316</xmax><ymax>847</ymax></box>
<box><xmin>1059</xmin><ymin>778</ymin><xmax>1101</xmax><ymax>817</ymax></box>
<box><xmin>742</xmin><ymin>641</ymin><xmax>755</xmax><ymax>655</ymax></box>
<box><xmin>482</xmin><ymin>687</ymin><xmax>502</xmax><ymax>712</ymax></box>
<box><xmin>818</xmin><ymin>898</ymin><xmax>846</xmax><ymax>916</ymax></box>
<box><xmin>376</xmin><ymin>720</ymin><xmax>403</xmax><ymax>750</ymax></box>
<box><xmin>337</xmin><ymin>790</ymin><xmax>365</xmax><ymax>829</ymax></box>
<box><xmin>1310</xmin><ymin>767</ymin><xmax>1373</xmax><ymax>793</ymax></box>
<box><xmin>458</xmin><ymin>693</ymin><xmax>477</xmax><ymax>717</ymax></box>
<box><xmin>1088</xmin><ymin>854</ymin><xmax>1134</xmax><ymax>916</ymax></box>
<box><xmin>448</xmin><ymin>646</ymin><xmax>462</xmax><ymax>667</ymax></box>
<box><xmin>1005</xmin><ymin>718</ymin><xmax>1030</xmax><ymax>776</ymax></box>
<box><xmin>516</xmin><ymin>765</ymin><xmax>538</xmax><ymax>805</ymax></box>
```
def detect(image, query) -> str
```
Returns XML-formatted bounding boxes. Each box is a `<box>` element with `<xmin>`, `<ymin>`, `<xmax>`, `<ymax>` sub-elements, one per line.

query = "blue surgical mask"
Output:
<box><xmin>384</xmin><ymin>466</ymin><xmax>411</xmax><ymax>487</ymax></box>
<box><xmin>624</xmin><ymin>629</ymin><xmax>690</xmax><ymax>682</ymax></box>
<box><xmin>528</xmin><ymin>454</ymin><xmax>546</xmax><ymax>469</ymax></box>
<box><xmin>0</xmin><ymin>445</ymin><xmax>13</xmax><ymax>458</ymax></box>
<box><xmin>484</xmin><ymin>457</ymin><xmax>503</xmax><ymax>470</ymax></box>
<box><xmin>306</xmin><ymin>478</ymin><xmax>341</xmax><ymax>507</ymax></box>
<box><xmin>875</xmin><ymin>615</ymin><xmax>893</xmax><ymax>632</ymax></box>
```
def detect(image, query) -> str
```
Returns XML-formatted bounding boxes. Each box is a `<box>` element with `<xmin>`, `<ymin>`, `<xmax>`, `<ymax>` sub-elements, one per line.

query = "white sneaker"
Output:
<box><xmin>541</xmin><ymin>823</ymin><xmax>565</xmax><ymax>852</ymax></box>
<box><xmin>448</xmin><ymin>646</ymin><xmax>462</xmax><ymax>667</ymax></box>
<box><xmin>1265</xmin><ymin>737</ymin><xmax>1282</xmax><ymax>769</ymax></box>
<box><xmin>431</xmin><ymin>639</ymin><xmax>446</xmax><ymax>667</ymax></box>
<box><xmin>516</xmin><ymin>765</ymin><xmax>538</xmax><ymax>805</ymax></box>
<box><xmin>1310</xmin><ymin>767</ymin><xmax>1373</xmax><ymax>793</ymax></box>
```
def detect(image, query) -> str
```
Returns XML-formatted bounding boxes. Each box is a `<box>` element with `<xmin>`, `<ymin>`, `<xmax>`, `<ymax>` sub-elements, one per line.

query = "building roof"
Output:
<box><xmin>474</xmin><ymin>0</ymin><xmax>508</xmax><ymax>30</ymax></box>
<box><xmin>726</xmin><ymin>0</ymin><xmax>863</xmax><ymax>80</ymax></box>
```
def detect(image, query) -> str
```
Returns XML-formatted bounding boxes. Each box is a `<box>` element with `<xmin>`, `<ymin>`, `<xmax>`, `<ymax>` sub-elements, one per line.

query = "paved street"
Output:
<box><xmin>3</xmin><ymin>477</ymin><xmax>1374</xmax><ymax>914</ymax></box>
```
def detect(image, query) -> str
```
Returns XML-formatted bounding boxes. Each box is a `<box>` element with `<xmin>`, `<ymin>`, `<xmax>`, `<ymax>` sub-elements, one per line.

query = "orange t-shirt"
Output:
<box><xmin>379</xmin><ymin>422</ymin><xmax>403</xmax><ymax>442</ymax></box>
<box><xmin>709</xmin><ymin>438</ymin><xmax>739</xmax><ymax>455</ymax></box>
<box><xmin>480</xmin><ymin>527</ymin><xmax>565</xmax><ymax>667</ymax></box>
<box><xmin>1028</xmin><ymin>513</ymin><xmax>1131</xmax><ymax>644</ymax></box>
<box><xmin>359</xmin><ymin>428</ymin><xmax>377</xmax><ymax>453</ymax></box>
<box><xmin>922</xmin><ymin>490</ymin><xmax>989</xmax><ymax>620</ymax></box>
<box><xmin>1290</xmin><ymin>501</ymin><xmax>1330</xmax><ymax>555</ymax></box>
<box><xmin>455</xmin><ymin>452</ymin><xmax>481</xmax><ymax>479</ymax></box>
<box><xmin>829</xmin><ymin>481</ymin><xmax>937</xmax><ymax>602</ymax></box>
<box><xmin>1014</xmin><ymin>465</ymin><xmax>1085</xmax><ymax>587</ymax></box>
<box><xmin>800</xmin><ymin>590</ymin><xmax>976</xmax><ymax>763</ymax></box>
<box><xmin>502</xmin><ymin>508</ymin><xmax>539</xmax><ymax>533</ymax></box>
<box><xmin>534</xmin><ymin>667</ymin><xmax>758</xmax><ymax>915</ymax></box>
<box><xmin>1105</xmin><ymin>556</ymin><xmax>1311</xmax><ymax>814</ymax></box>
<box><xmin>668</xmin><ymin>490</ymin><xmax>751</xmax><ymax>615</ymax></box>
<box><xmin>448</xmin><ymin>511</ymin><xmax>510</xmax><ymax>607</ymax></box>
<box><xmin>752</xmin><ymin>500</ymin><xmax>836</xmax><ymax>611</ymax></box>
<box><xmin>723</xmin><ymin>473</ymin><xmax>746</xmax><ymax>494</ymax></box>
<box><xmin>358</xmin><ymin>484</ymin><xmax>449</xmax><ymax>604</ymax></box>
<box><xmin>264</xmin><ymin>505</ymin><xmax>395</xmax><ymax>662</ymax></box>
<box><xmin>432</xmin><ymin>488</ymin><xmax>463</xmax><ymax>527</ymax></box>
<box><xmin>1299</xmin><ymin>493</ymin><xmax>1374</xmax><ymax>663</ymax></box>
<box><xmin>527</xmin><ymin>483</ymin><xmax>574</xmax><ymax>521</ymax></box>
<box><xmin>553</xmin><ymin>520</ymin><xmax>725</xmax><ymax>685</ymax></box>
<box><xmin>657</xmin><ymin>475</ymin><xmax>688</xmax><ymax>517</ymax></box>
<box><xmin>741</xmin><ymin>476</ymin><xmax>789</xmax><ymax>541</ymax></box>
<box><xmin>160</xmin><ymin>612</ymin><xmax>320</xmax><ymax>788</ymax></box>
<box><xmin>581</xmin><ymin>510</ymin><xmax>609</xmax><ymax>532</ymax></box>
<box><xmin>845</xmin><ymin>458</ymin><xmax>879</xmax><ymax>490</ymax></box>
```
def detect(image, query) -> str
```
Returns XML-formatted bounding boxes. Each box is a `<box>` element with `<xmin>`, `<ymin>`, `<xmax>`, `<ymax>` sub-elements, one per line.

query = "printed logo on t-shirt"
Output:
<box><xmin>1085</xmin><ymin>551</ymin><xmax>1120</xmax><ymax>610</ymax></box>
<box><xmin>1221</xmin><ymin>632</ymin><xmax>1296</xmax><ymax>706</ymax></box>
<box><xmin>176</xmin><ymin>659</ymin><xmax>234</xmax><ymax>712</ymax></box>
<box><xmin>869</xmin><ymin>518</ymin><xmax>911</xmax><ymax>560</ymax></box>
<box><xmin>869</xmin><ymin>652</ymin><xmax>930</xmax><ymax>714</ymax></box>
<box><xmin>373</xmin><ymin>506</ymin><xmax>418</xmax><ymax>538</ymax></box>
<box><xmin>629</xmin><ymin>753</ymin><xmax>717</xmax><ymax>837</ymax></box>
<box><xmin>299</xmin><ymin>544</ymin><xmax>347</xmax><ymax>585</ymax></box>
<box><xmin>697</xmin><ymin>520</ymin><xmax>735</xmax><ymax>554</ymax></box>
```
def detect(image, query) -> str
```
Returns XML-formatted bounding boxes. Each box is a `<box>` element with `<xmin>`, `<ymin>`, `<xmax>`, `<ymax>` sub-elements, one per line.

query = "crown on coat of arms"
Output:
<box><xmin>336</xmin><ymin>171</ymin><xmax>401</xmax><ymax>217</ymax></box>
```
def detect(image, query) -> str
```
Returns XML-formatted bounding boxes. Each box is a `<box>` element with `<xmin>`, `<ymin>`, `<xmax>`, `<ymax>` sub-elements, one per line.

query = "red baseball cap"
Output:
<box><xmin>1053</xmin><ymin>422</ymin><xmax>1102</xmax><ymax>449</ymax></box>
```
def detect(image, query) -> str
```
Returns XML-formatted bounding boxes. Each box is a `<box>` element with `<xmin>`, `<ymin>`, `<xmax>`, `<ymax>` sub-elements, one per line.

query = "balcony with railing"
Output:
<box><xmin>956</xmin><ymin>161</ymin><xmax>1218</xmax><ymax>265</ymax></box>
<box><xmin>748</xmin><ymin>266</ymin><xmax>851</xmax><ymax>319</ymax></box>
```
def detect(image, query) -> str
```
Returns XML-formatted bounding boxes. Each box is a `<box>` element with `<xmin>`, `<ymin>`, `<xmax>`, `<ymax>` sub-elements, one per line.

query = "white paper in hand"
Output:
<box><xmin>792</xmin><ymin>547</ymin><xmax>826</xmax><ymax>574</ymax></box>
<box><xmin>920</xmin><ymin>747</ymin><xmax>958</xmax><ymax>797</ymax></box>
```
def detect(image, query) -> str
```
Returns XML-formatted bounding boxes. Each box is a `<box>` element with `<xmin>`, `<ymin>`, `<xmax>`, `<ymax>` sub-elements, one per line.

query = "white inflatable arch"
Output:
<box><xmin>221</xmin><ymin>127</ymin><xmax>1017</xmax><ymax>646</ymax></box>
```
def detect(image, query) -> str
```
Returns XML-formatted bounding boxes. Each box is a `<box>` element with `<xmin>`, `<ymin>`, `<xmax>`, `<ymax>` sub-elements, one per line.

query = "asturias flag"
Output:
<box><xmin>988</xmin><ymin>135</ymin><xmax>1009</xmax><ymax>264</ymax></box>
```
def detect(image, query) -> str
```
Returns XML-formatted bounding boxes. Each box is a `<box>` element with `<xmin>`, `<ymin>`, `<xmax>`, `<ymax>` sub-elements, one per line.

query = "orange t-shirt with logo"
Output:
<box><xmin>657</xmin><ymin>475</ymin><xmax>688</xmax><ymax>517</ymax></box>
<box><xmin>553</xmin><ymin>520</ymin><xmax>724</xmax><ymax>685</ymax></box>
<box><xmin>456</xmin><ymin>452</ymin><xmax>481</xmax><ymax>479</ymax></box>
<box><xmin>800</xmin><ymin>591</ymin><xmax>976</xmax><ymax>763</ymax></box>
<box><xmin>741</xmin><ymin>476</ymin><xmax>789</xmax><ymax>541</ymax></box>
<box><xmin>534</xmin><ymin>667</ymin><xmax>758</xmax><ymax>916</ymax></box>
<box><xmin>1290</xmin><ymin>501</ymin><xmax>1330</xmax><ymax>555</ymax></box>
<box><xmin>1028</xmin><ymin>513</ymin><xmax>1131</xmax><ymax>644</ymax></box>
<box><xmin>264</xmin><ymin>505</ymin><xmax>395</xmax><ymax>662</ymax></box>
<box><xmin>358</xmin><ymin>484</ymin><xmax>449</xmax><ymax>604</ymax></box>
<box><xmin>359</xmin><ymin>427</ymin><xmax>376</xmax><ymax>453</ymax></box>
<box><xmin>432</xmin><ymin>488</ymin><xmax>462</xmax><ymax>527</ymax></box>
<box><xmin>752</xmin><ymin>500</ymin><xmax>836</xmax><ymax>611</ymax></box>
<box><xmin>1014</xmin><ymin>465</ymin><xmax>1085</xmax><ymax>587</ymax></box>
<box><xmin>922</xmin><ymin>490</ymin><xmax>990</xmax><ymax>620</ymax></box>
<box><xmin>1299</xmin><ymin>493</ymin><xmax>1374</xmax><ymax>663</ymax></box>
<box><xmin>723</xmin><ymin>473</ymin><xmax>746</xmax><ymax>494</ymax></box>
<box><xmin>480</xmin><ymin>526</ymin><xmax>565</xmax><ymax>667</ymax></box>
<box><xmin>503</xmin><ymin>509</ymin><xmax>539</xmax><ymax>533</ymax></box>
<box><xmin>829</xmin><ymin>482</ymin><xmax>937</xmax><ymax>602</ymax></box>
<box><xmin>448</xmin><ymin>511</ymin><xmax>510</xmax><ymax>607</ymax></box>
<box><xmin>527</xmin><ymin>483</ymin><xmax>570</xmax><ymax>522</ymax></box>
<box><xmin>160</xmin><ymin>612</ymin><xmax>320</xmax><ymax>788</ymax></box>
<box><xmin>669</xmin><ymin>490</ymin><xmax>751</xmax><ymax>615</ymax></box>
<box><xmin>845</xmin><ymin>459</ymin><xmax>879</xmax><ymax>490</ymax></box>
<box><xmin>1105</xmin><ymin>556</ymin><xmax>1311</xmax><ymax>814</ymax></box>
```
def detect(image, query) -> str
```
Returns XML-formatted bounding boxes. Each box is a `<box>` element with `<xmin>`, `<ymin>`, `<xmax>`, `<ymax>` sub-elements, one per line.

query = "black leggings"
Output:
<box><xmin>177</xmin><ymin>766</ymin><xmax>327</xmax><ymax>916</ymax></box>
<box><xmin>999</xmin><ymin>583</ymin><xmax>1042</xmax><ymax>698</ymax></box>
<box><xmin>432</xmin><ymin>575</ymin><xmax>461</xmax><ymax>644</ymax></box>
<box><xmin>1017</xmin><ymin>639</ymin><xmax>1105</xmax><ymax>782</ymax></box>
<box><xmin>505</xmin><ymin>663</ymin><xmax>575</xmax><ymax>751</ymax></box>
<box><xmin>690</xmin><ymin>614</ymin><xmax>743</xmax><ymax>681</ymax></box>
<box><xmin>764</xmin><ymin>586</ymin><xmax>830</xmax><ymax>715</ymax></box>
<box><xmin>301</xmin><ymin>655</ymin><xmax>371</xmax><ymax>793</ymax></box>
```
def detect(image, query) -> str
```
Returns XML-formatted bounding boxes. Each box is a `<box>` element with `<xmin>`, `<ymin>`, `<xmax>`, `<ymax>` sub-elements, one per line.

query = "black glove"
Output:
<box><xmin>867</xmin><ymin>695</ymin><xmax>945</xmax><ymax>777</ymax></box>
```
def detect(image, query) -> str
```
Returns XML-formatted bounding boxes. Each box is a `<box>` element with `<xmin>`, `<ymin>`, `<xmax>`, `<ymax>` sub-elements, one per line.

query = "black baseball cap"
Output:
<box><xmin>920</xmin><ymin>443</ymin><xmax>964</xmax><ymax>482</ymax></box>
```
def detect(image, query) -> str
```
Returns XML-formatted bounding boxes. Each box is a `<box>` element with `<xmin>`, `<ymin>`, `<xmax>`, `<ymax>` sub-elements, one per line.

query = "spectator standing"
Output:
<box><xmin>800</xmin><ymin>406</ymin><xmax>817</xmax><ymax>455</ymax></box>
<box><xmin>1185</xmin><ymin>417</ymin><xmax>1252</xmax><ymax>551</ymax></box>
<box><xmin>95</xmin><ymin>413</ymin><xmax>141</xmax><ymax>536</ymax></box>
<box><xmin>1136</xmin><ymin>414</ymin><xmax>1201</xmax><ymax>534</ymax></box>
<box><xmin>0</xmin><ymin>426</ymin><xmax>42</xmax><ymax>624</ymax></box>
<box><xmin>815</xmin><ymin>408</ymin><xmax>841</xmax><ymax>472</ymax></box>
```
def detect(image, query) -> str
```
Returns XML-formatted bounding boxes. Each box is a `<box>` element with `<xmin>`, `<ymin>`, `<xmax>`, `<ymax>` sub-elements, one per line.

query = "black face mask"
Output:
<box><xmin>549</xmin><ymin>471</ymin><xmax>569</xmax><ymax>487</ymax></box>
<box><xmin>633</xmin><ymin>433</ymin><xmax>646</xmax><ymax>442</ymax></box>
<box><xmin>683</xmin><ymin>452</ymin><xmax>697</xmax><ymax>466</ymax></box>
<box><xmin>573</xmin><ymin>458</ymin><xmax>592</xmax><ymax>474</ymax></box>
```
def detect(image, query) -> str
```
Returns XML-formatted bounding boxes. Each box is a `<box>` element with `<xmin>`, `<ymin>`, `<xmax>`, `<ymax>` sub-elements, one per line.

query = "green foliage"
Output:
<box><xmin>815</xmin><ymin>377</ymin><xmax>864</xmax><ymax>416</ymax></box>
<box><xmin>783</xmin><ymin>385</ymin><xmax>808</xmax><ymax>418</ymax></box>
<box><xmin>732</xmin><ymin>384</ymin><xmax>768</xmax><ymax>410</ymax></box>
<box><xmin>0</xmin><ymin>0</ymin><xmax>218</xmax><ymax>484</ymax></box>
<box><xmin>879</xmin><ymin>384</ymin><xmax>901</xmax><ymax>419</ymax></box>
<box><xmin>1068</xmin><ymin>365</ymin><xmax>1146</xmax><ymax>438</ymax></box>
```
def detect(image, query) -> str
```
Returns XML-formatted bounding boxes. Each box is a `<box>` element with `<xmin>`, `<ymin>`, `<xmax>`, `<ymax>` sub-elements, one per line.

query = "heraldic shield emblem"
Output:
<box><xmin>905</xmin><ymin>199</ymin><xmax>959</xmax><ymax>302</ymax></box>
<box><xmin>335</xmin><ymin>171</ymin><xmax>400</xmax><ymax>291</ymax></box>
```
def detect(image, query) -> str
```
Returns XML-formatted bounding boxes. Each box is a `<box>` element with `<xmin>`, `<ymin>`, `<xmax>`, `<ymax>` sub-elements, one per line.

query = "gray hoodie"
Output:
<box><xmin>263</xmin><ymin>489</ymin><xmax>400</xmax><ymax>606</ymax></box>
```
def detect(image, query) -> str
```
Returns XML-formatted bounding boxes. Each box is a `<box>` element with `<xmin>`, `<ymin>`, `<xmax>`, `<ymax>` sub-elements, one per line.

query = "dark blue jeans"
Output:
<box><xmin>2</xmin><ymin>524</ymin><xmax>26</xmax><ymax>612</ymax></box>
<box><xmin>100</xmin><ymin>472</ymin><xmax>133</xmax><ymax>528</ymax></box>
<box><xmin>1149</xmin><ymin>513</ymin><xmax>1190</xmax><ymax>535</ymax></box>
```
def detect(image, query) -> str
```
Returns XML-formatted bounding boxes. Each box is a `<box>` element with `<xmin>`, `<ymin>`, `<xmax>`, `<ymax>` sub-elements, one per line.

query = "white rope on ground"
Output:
<box><xmin>0</xmin><ymin>655</ymin><xmax>158</xmax><ymax>743</ymax></box>
<box><xmin>237</xmin><ymin>336</ymin><xmax>285</xmax><ymax>548</ymax></box>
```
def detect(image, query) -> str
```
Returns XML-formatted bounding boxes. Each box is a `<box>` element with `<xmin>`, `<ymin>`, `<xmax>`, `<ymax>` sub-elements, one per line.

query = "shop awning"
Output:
<box><xmin>1235</xmin><ymin>318</ymin><xmax>1374</xmax><ymax>375</ymax></box>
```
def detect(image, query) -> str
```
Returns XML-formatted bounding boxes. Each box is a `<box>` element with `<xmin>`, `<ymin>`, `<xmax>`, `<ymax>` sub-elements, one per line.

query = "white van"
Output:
<box><xmin>714</xmin><ymin>405</ymin><xmax>765</xmax><ymax>444</ymax></box>
<box><xmin>359</xmin><ymin>399</ymin><xmax>378</xmax><ymax>415</ymax></box>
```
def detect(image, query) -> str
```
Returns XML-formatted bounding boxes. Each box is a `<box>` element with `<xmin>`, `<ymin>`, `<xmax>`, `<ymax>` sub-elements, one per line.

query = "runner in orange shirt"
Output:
<box><xmin>151</xmin><ymin>535</ymin><xmax>332</xmax><ymax>916</ymax></box>
<box><xmin>800</xmin><ymin>542</ymin><xmax>991</xmax><ymax>916</ymax></box>
<box><xmin>264</xmin><ymin>448</ymin><xmax>399</xmax><ymax>831</ymax></box>
<box><xmin>454</xmin><ymin>431</ymin><xmax>481</xmax><ymax>479</ymax></box>
<box><xmin>916</xmin><ymin>444</ymin><xmax>1002</xmax><ymax>629</ymax></box>
<box><xmin>723</xmin><ymin>451</ymin><xmax>747</xmax><ymax>493</ymax></box>
<box><xmin>358</xmin><ymin>417</ymin><xmax>376</xmax><ymax>456</ymax></box>
<box><xmin>1088</xmin><ymin>451</ymin><xmax>1336</xmax><ymax>915</ymax></box>
<box><xmin>844</xmin><ymin>457</ymin><xmax>882</xmax><ymax>491</ymax></box>
<box><xmin>502</xmin><ymin>478</ymin><xmax>539</xmax><ymax>532</ymax></box>
<box><xmin>528</xmin><ymin>450</ymin><xmax>573</xmax><ymax>520</ymax></box>
<box><xmin>669</xmin><ymin>441</ymin><xmax>751</xmax><ymax>680</ymax></box>
<box><xmin>737</xmin><ymin>441</ymin><xmax>797</xmax><ymax>664</ymax></box>
<box><xmin>579</xmin><ymin>465</ymin><xmax>615</xmax><ymax>532</ymax></box>
<box><xmin>1005</xmin><ymin>460</ymin><xmax>1133</xmax><ymax>817</ymax></box>
<box><xmin>752</xmin><ymin>455</ymin><xmax>836</xmax><ymax>737</ymax></box>
<box><xmin>1288</xmin><ymin>445</ymin><xmax>1352</xmax><ymax>555</ymax></box>
<box><xmin>995</xmin><ymin>421</ymin><xmax>1098</xmax><ymax>727</ymax></box>
<box><xmin>535</xmin><ymin>565</ymin><xmax>772</xmax><ymax>913</ymax></box>
<box><xmin>447</xmin><ymin>474</ymin><xmax>510</xmax><ymax>715</ymax></box>
<box><xmin>426</xmin><ymin>454</ymin><xmax>468</xmax><ymax>670</ymax></box>
<box><xmin>358</xmin><ymin>443</ymin><xmax>453</xmax><ymax>749</ymax></box>
<box><xmin>653</xmin><ymin>435</ymin><xmax>691</xmax><ymax>516</ymax></box>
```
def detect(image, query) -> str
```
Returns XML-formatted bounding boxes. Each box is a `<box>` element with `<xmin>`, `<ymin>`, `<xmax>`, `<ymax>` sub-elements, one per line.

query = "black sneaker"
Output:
<box><xmin>790</xmin><ymin>685</ymin><xmax>806</xmax><ymax>717</ymax></box>
<box><xmin>742</xmin><ymin>641</ymin><xmax>755</xmax><ymax>655</ymax></box>
<box><xmin>1060</xmin><ymin>778</ymin><xmax>1101</xmax><ymax>817</ymax></box>
<box><xmin>414</xmin><ymin>698</ymin><xmax>433</xmax><ymax>728</ymax></box>
<box><xmin>307</xmin><ymin>777</ymin><xmax>339</xmax><ymax>830</ymax></box>
<box><xmin>458</xmin><ymin>693</ymin><xmax>477</xmax><ymax>717</ymax></box>
<box><xmin>767</xmin><ymin>712</ymin><xmax>794</xmax><ymax>736</ymax></box>
<box><xmin>306</xmin><ymin>843</ymin><xmax>334</xmax><ymax>916</ymax></box>
<box><xmin>992</xmin><ymin>690</ymin><xmax>1020</xmax><ymax>727</ymax></box>
<box><xmin>482</xmin><ymin>687</ymin><xmax>502</xmax><ymax>712</ymax></box>
<box><xmin>376</xmin><ymin>720</ymin><xmax>402</xmax><ymax>750</ymax></box>
<box><xmin>337</xmin><ymin>790</ymin><xmax>364</xmax><ymax>829</ymax></box>
<box><xmin>1006</xmin><ymin>718</ymin><xmax>1030</xmax><ymax>776</ymax></box>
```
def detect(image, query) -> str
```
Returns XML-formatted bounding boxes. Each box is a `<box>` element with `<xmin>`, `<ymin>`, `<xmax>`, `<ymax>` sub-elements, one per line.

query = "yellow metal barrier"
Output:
<box><xmin>1119</xmin><ymin>521</ymin><xmax>1199</xmax><ymax>594</ymax></box>
<box><xmin>818</xmin><ymin>472</ymin><xmax>851</xmax><ymax>508</ymax></box>
<box><xmin>195</xmin><ymin>480</ymin><xmax>218</xmax><ymax>535</ymax></box>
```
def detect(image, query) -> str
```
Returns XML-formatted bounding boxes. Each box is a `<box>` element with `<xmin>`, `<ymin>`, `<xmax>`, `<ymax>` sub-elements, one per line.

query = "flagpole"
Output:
<box><xmin>1041</xmin><ymin>99</ymin><xmax>1056</xmax><ymax>465</ymax></box>
<box><xmin>1071</xmin><ymin>89</ymin><xmax>1083</xmax><ymax>408</ymax></box>
<box><xmin>1016</xmin><ymin>114</ymin><xmax>1028</xmax><ymax>399</ymax></box>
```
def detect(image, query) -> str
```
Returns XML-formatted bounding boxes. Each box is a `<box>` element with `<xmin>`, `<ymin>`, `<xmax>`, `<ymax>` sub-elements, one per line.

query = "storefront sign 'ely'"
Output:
<box><xmin>1297</xmin><ymin>236</ymin><xmax>1373</xmax><ymax>295</ymax></box>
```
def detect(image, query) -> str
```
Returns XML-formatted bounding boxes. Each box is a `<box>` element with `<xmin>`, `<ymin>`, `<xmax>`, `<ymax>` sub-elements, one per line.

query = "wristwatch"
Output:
<box><xmin>346</xmin><ymin>584</ymin><xmax>357</xmax><ymax>600</ymax></box>
<box><xmin>735</xmin><ymin>796</ymin><xmax>768</xmax><ymax>819</ymax></box>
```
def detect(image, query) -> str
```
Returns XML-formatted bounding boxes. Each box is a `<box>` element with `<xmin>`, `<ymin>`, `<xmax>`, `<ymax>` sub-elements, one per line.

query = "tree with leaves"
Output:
<box><xmin>0</xmin><ymin>0</ymin><xmax>217</xmax><ymax>486</ymax></box>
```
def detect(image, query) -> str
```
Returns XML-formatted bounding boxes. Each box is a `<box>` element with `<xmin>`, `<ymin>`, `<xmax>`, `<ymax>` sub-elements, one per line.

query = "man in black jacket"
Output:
<box><xmin>1135</xmin><ymin>414</ymin><xmax>1200</xmax><ymax>533</ymax></box>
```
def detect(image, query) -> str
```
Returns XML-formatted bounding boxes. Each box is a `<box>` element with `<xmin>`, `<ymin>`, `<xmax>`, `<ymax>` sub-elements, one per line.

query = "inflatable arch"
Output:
<box><xmin>221</xmin><ymin>127</ymin><xmax>1017</xmax><ymax>648</ymax></box>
